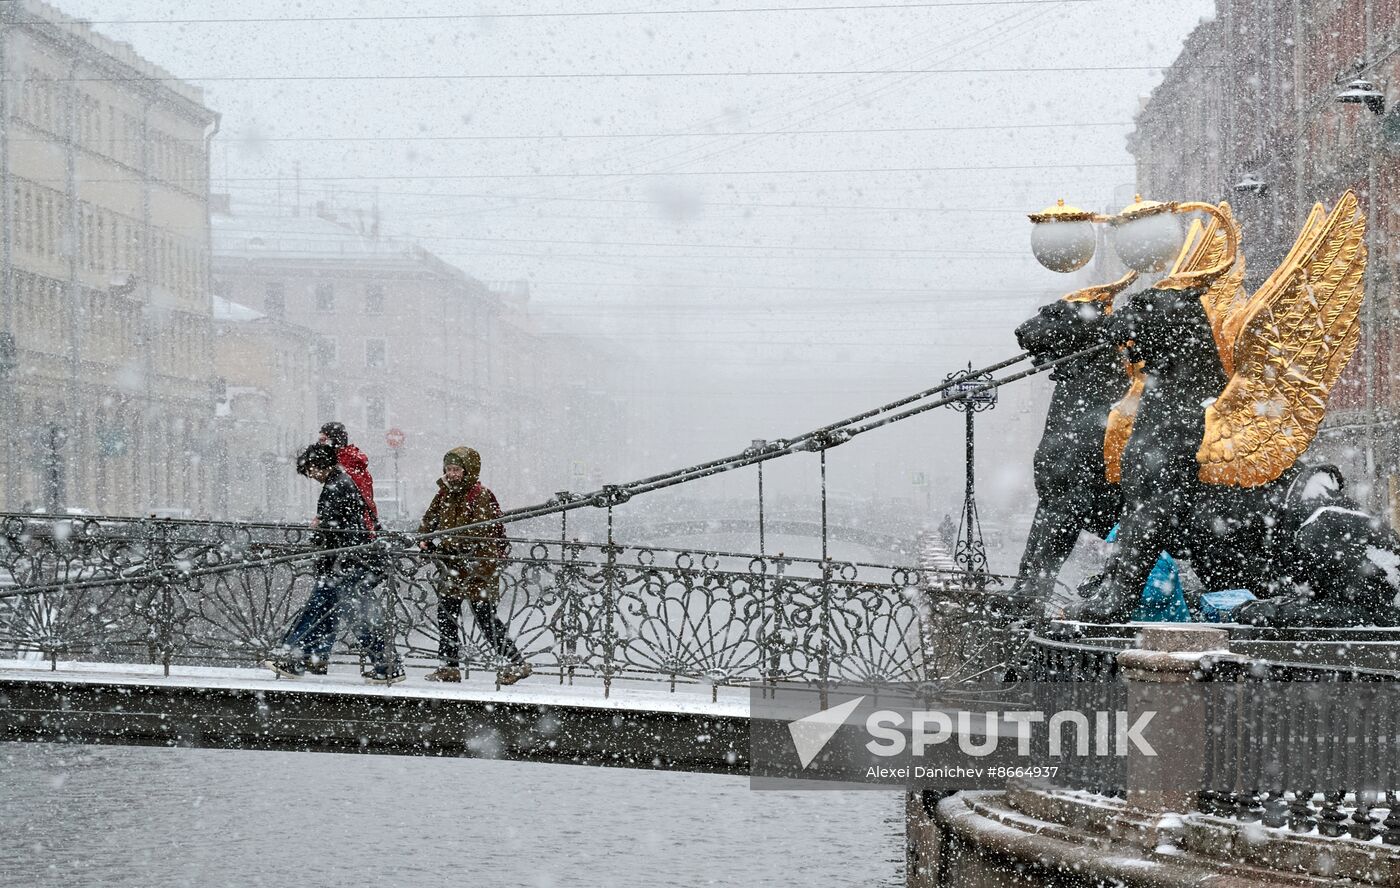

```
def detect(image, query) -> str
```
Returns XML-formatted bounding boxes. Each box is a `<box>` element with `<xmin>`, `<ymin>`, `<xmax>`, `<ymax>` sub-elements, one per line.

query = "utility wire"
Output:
<box><xmin>479</xmin><ymin>0</ymin><xmax>1051</xmax><ymax>216</ymax></box>
<box><xmin>55</xmin><ymin>65</ymin><xmax>1183</xmax><ymax>84</ymax></box>
<box><xmin>208</xmin><ymin>182</ymin><xmax>1132</xmax><ymax>211</ymax></box>
<box><xmin>81</xmin><ymin>1</ymin><xmax>1102</xmax><ymax>25</ymax></box>
<box><xmin>19</xmin><ymin>121</ymin><xmax>1131</xmax><ymax>145</ymax></box>
<box><xmin>49</xmin><ymin>161</ymin><xmax>1139</xmax><ymax>186</ymax></box>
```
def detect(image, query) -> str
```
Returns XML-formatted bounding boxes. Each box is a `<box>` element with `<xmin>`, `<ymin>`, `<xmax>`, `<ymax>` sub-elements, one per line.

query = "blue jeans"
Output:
<box><xmin>282</xmin><ymin>568</ymin><xmax>398</xmax><ymax>671</ymax></box>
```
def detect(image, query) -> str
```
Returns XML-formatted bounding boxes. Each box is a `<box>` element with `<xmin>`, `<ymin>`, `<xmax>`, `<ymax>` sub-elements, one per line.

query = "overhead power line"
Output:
<box><xmin>12</xmin><ymin>120</ymin><xmax>1133</xmax><ymax>145</ymax></box>
<box><xmin>213</xmin><ymin>185</ymin><xmax>1114</xmax><ymax>215</ymax></box>
<box><xmin>210</xmin><ymin>225</ymin><xmax>1025</xmax><ymax>255</ymax></box>
<box><xmin>81</xmin><ymin>1</ymin><xmax>1101</xmax><ymax>24</ymax></box>
<box><xmin>58</xmin><ymin>65</ymin><xmax>1183</xmax><ymax>84</ymax></box>
<box><xmin>75</xmin><ymin>161</ymin><xmax>1137</xmax><ymax>186</ymax></box>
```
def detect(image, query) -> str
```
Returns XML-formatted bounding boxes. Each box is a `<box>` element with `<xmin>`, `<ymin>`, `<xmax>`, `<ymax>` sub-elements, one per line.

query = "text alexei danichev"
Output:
<box><xmin>865</xmin><ymin>765</ymin><xmax>1061</xmax><ymax>780</ymax></box>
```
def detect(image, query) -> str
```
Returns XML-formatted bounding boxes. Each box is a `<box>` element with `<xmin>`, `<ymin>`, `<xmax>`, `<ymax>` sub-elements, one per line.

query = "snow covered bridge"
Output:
<box><xmin>0</xmin><ymin>659</ymin><xmax>754</xmax><ymax>774</ymax></box>
<box><xmin>0</xmin><ymin>513</ymin><xmax>993</xmax><ymax>770</ymax></box>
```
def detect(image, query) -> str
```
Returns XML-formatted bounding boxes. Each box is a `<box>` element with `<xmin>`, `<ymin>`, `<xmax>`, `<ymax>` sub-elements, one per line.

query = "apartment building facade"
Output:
<box><xmin>211</xmin><ymin>199</ymin><xmax>558</xmax><ymax>520</ymax></box>
<box><xmin>0</xmin><ymin>0</ymin><xmax>220</xmax><ymax>515</ymax></box>
<box><xmin>1129</xmin><ymin>0</ymin><xmax>1400</xmax><ymax>516</ymax></box>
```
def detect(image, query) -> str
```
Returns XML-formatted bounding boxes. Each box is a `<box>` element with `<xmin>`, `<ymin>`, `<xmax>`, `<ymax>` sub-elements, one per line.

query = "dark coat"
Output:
<box><xmin>313</xmin><ymin>467</ymin><xmax>374</xmax><ymax>574</ymax></box>
<box><xmin>418</xmin><ymin>448</ymin><xmax>509</xmax><ymax>602</ymax></box>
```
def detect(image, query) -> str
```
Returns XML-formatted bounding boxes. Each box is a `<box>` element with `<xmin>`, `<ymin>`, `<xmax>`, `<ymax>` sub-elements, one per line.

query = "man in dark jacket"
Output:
<box><xmin>418</xmin><ymin>446</ymin><xmax>530</xmax><ymax>685</ymax></box>
<box><xmin>264</xmin><ymin>444</ymin><xmax>403</xmax><ymax>684</ymax></box>
<box><xmin>319</xmin><ymin>421</ymin><xmax>379</xmax><ymax>530</ymax></box>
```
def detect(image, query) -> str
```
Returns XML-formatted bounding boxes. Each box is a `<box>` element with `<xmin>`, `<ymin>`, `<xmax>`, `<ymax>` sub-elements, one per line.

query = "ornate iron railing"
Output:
<box><xmin>0</xmin><ymin>513</ymin><xmax>1016</xmax><ymax>697</ymax></box>
<box><xmin>1022</xmin><ymin>621</ymin><xmax>1400</xmax><ymax>844</ymax></box>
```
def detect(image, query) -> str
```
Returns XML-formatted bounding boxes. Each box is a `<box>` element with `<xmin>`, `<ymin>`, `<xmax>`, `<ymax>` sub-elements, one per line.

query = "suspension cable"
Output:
<box><xmin>1</xmin><ymin>346</ymin><xmax>1104</xmax><ymax>599</ymax></box>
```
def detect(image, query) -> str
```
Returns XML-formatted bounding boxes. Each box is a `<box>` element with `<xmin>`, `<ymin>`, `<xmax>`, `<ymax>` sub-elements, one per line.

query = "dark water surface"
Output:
<box><xmin>0</xmin><ymin>742</ymin><xmax>903</xmax><ymax>887</ymax></box>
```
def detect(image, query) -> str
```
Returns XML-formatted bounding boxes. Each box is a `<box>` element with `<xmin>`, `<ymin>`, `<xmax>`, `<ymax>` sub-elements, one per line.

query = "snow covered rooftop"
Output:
<box><xmin>212</xmin><ymin>200</ymin><xmax>421</xmax><ymax>262</ymax></box>
<box><xmin>211</xmin><ymin>295</ymin><xmax>265</xmax><ymax>322</ymax></box>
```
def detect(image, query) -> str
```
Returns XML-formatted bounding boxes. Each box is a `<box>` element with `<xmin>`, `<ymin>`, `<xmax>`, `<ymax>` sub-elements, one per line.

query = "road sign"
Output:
<box><xmin>951</xmin><ymin>379</ymin><xmax>998</xmax><ymax>405</ymax></box>
<box><xmin>385</xmin><ymin>427</ymin><xmax>406</xmax><ymax>449</ymax></box>
<box><xmin>912</xmin><ymin>472</ymin><xmax>927</xmax><ymax>486</ymax></box>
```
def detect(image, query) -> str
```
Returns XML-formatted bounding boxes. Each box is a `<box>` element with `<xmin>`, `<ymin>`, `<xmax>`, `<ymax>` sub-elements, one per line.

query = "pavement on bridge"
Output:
<box><xmin>0</xmin><ymin>659</ymin><xmax>752</xmax><ymax>774</ymax></box>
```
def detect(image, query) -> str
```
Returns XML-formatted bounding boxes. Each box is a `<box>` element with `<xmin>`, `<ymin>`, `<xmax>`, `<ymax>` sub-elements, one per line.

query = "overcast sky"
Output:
<box><xmin>61</xmin><ymin>0</ymin><xmax>1218</xmax><ymax>531</ymax></box>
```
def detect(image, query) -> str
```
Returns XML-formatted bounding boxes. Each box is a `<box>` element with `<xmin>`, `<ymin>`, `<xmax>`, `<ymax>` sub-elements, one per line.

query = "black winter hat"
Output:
<box><xmin>319</xmin><ymin>422</ymin><xmax>348</xmax><ymax>448</ymax></box>
<box><xmin>297</xmin><ymin>443</ymin><xmax>338</xmax><ymax>476</ymax></box>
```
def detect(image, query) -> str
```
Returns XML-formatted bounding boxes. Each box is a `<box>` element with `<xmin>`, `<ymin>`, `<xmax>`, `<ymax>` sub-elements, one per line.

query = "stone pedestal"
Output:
<box><xmin>1116</xmin><ymin>625</ymin><xmax>1226</xmax><ymax>813</ymax></box>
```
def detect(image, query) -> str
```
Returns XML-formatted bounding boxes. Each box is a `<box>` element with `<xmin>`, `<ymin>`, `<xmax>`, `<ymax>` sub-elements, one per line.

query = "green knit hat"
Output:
<box><xmin>442</xmin><ymin>446</ymin><xmax>480</xmax><ymax>481</ymax></box>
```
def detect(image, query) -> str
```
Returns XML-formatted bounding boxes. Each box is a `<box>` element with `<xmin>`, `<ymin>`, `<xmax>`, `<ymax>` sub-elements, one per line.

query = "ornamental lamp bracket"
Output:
<box><xmin>1337</xmin><ymin>78</ymin><xmax>1386</xmax><ymax>115</ymax></box>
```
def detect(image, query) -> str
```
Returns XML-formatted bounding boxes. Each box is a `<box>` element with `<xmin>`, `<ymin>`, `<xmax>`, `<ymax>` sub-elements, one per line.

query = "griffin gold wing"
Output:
<box><xmin>1219</xmin><ymin>202</ymin><xmax>1327</xmax><ymax>354</ymax></box>
<box><xmin>1191</xmin><ymin>204</ymin><xmax>1247</xmax><ymax>374</ymax></box>
<box><xmin>1104</xmin><ymin>213</ymin><xmax>1239</xmax><ymax>482</ymax></box>
<box><xmin>1104</xmin><ymin>359</ymin><xmax>1143</xmax><ymax>484</ymax></box>
<box><xmin>1197</xmin><ymin>191</ymin><xmax>1367</xmax><ymax>487</ymax></box>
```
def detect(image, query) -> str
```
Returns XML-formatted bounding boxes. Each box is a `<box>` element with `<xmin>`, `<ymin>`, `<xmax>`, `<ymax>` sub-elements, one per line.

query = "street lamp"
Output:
<box><xmin>1107</xmin><ymin>196</ymin><xmax>1190</xmax><ymax>273</ymax></box>
<box><xmin>1233</xmin><ymin>174</ymin><xmax>1269</xmax><ymax>196</ymax></box>
<box><xmin>1337</xmin><ymin>78</ymin><xmax>1386</xmax><ymax>115</ymax></box>
<box><xmin>1028</xmin><ymin>199</ymin><xmax>1097</xmax><ymax>273</ymax></box>
<box><xmin>1029</xmin><ymin>196</ymin><xmax>1235</xmax><ymax>278</ymax></box>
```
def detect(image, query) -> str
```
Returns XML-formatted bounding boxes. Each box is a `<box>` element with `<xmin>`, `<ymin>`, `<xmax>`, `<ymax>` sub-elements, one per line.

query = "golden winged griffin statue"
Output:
<box><xmin>1013</xmin><ymin>191</ymin><xmax>1399</xmax><ymax>627</ymax></box>
<box><xmin>1103</xmin><ymin>193</ymin><xmax>1367</xmax><ymax>488</ymax></box>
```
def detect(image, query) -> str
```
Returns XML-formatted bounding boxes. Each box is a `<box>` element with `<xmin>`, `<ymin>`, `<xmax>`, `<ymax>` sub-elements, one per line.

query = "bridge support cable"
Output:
<box><xmin>758</xmin><ymin>461</ymin><xmax>766</xmax><ymax>558</ymax></box>
<box><xmin>597</xmin><ymin>350</ymin><xmax>1031</xmax><ymax>497</ymax></box>
<box><xmin>582</xmin><ymin>344</ymin><xmax>1102</xmax><ymax>503</ymax></box>
<box><xmin>820</xmin><ymin>449</ymin><xmax>829</xmax><ymax>564</ymax></box>
<box><xmin>4</xmin><ymin>346</ymin><xmax>1115</xmax><ymax>601</ymax></box>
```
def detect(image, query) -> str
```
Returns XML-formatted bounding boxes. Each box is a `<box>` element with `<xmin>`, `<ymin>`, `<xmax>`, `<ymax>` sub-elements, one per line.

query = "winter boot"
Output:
<box><xmin>425</xmin><ymin>665</ymin><xmax>462</xmax><ymax>683</ymax></box>
<box><xmin>263</xmin><ymin>657</ymin><xmax>306</xmax><ymax>679</ymax></box>
<box><xmin>364</xmin><ymin>663</ymin><xmax>406</xmax><ymax>686</ymax></box>
<box><xmin>497</xmin><ymin>662</ymin><xmax>533</xmax><ymax>686</ymax></box>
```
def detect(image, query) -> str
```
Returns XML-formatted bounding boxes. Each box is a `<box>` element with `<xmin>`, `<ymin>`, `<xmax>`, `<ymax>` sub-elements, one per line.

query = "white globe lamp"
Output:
<box><xmin>1028</xmin><ymin>199</ymin><xmax>1097</xmax><ymax>273</ymax></box>
<box><xmin>1109</xmin><ymin>196</ymin><xmax>1185</xmax><ymax>273</ymax></box>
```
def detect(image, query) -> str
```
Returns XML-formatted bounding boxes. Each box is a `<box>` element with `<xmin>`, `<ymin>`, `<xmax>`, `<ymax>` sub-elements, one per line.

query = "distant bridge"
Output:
<box><xmin>620</xmin><ymin>518</ymin><xmax>919</xmax><ymax>559</ymax></box>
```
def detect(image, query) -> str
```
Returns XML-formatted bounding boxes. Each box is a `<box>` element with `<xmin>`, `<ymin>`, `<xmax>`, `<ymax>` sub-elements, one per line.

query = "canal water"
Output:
<box><xmin>0</xmin><ymin>742</ymin><xmax>904</xmax><ymax>887</ymax></box>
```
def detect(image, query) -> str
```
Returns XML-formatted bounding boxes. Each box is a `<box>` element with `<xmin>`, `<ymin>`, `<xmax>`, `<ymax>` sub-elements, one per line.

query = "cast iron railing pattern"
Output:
<box><xmin>0</xmin><ymin>513</ymin><xmax>1016</xmax><ymax>697</ymax></box>
<box><xmin>1023</xmin><ymin>623</ymin><xmax>1400</xmax><ymax>844</ymax></box>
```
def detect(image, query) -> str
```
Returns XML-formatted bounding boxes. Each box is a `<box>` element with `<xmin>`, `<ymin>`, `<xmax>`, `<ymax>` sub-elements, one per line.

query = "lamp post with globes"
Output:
<box><xmin>1029</xmin><ymin>195</ymin><xmax>1228</xmax><ymax>279</ymax></box>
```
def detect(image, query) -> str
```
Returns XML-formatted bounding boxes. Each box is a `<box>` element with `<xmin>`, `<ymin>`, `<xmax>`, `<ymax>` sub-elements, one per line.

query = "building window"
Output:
<box><xmin>315</xmin><ymin>282</ymin><xmax>335</xmax><ymax>312</ymax></box>
<box><xmin>264</xmin><ymin>282</ymin><xmax>285</xmax><ymax>320</ymax></box>
<box><xmin>365</xmin><ymin>284</ymin><xmax>384</xmax><ymax>315</ymax></box>
<box><xmin>365</xmin><ymin>338</ymin><xmax>387</xmax><ymax>370</ymax></box>
<box><xmin>316</xmin><ymin>338</ymin><xmax>337</xmax><ymax>369</ymax></box>
<box><xmin>365</xmin><ymin>395</ymin><xmax>386</xmax><ymax>432</ymax></box>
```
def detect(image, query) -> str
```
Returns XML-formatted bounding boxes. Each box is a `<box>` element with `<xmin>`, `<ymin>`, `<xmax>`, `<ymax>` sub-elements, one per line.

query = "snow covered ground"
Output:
<box><xmin>0</xmin><ymin>657</ymin><xmax>750</xmax><ymax>718</ymax></box>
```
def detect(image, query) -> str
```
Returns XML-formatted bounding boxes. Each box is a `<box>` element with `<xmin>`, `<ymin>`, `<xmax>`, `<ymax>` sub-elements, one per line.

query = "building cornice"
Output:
<box><xmin>3</xmin><ymin>0</ymin><xmax>215</xmax><ymax>126</ymax></box>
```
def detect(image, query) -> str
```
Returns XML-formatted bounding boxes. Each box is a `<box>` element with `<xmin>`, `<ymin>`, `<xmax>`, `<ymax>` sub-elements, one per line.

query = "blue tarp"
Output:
<box><xmin>1200</xmin><ymin>589</ymin><xmax>1257</xmax><ymax>622</ymax></box>
<box><xmin>1105</xmin><ymin>525</ymin><xmax>1191</xmax><ymax>622</ymax></box>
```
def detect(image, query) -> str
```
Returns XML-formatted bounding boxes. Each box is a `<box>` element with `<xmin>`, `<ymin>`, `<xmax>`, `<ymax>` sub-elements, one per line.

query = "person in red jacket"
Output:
<box><xmin>319</xmin><ymin>421</ymin><xmax>379</xmax><ymax>530</ymax></box>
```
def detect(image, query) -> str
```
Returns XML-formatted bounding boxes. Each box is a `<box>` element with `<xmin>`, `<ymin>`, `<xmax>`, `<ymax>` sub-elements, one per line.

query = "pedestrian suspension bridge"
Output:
<box><xmin>0</xmin><ymin>349</ymin><xmax>1069</xmax><ymax>774</ymax></box>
